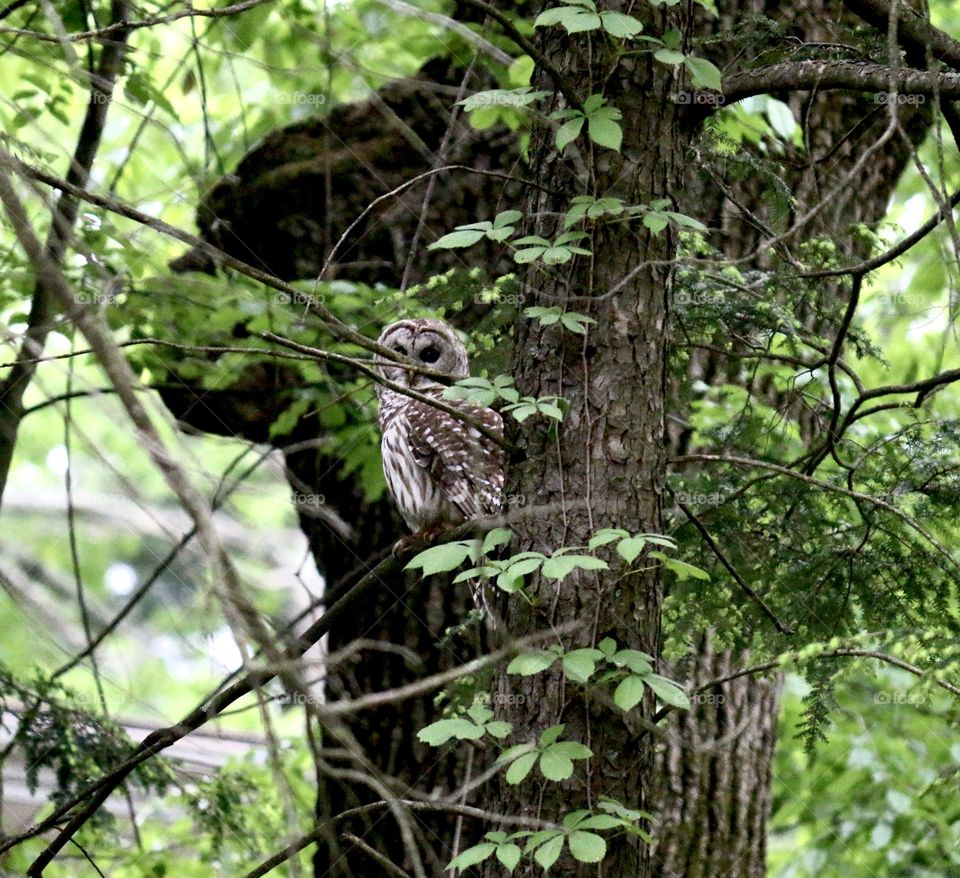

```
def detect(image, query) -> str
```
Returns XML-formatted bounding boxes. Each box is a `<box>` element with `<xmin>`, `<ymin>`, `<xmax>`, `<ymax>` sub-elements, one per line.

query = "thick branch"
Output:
<box><xmin>724</xmin><ymin>60</ymin><xmax>960</xmax><ymax>103</ymax></box>
<box><xmin>843</xmin><ymin>0</ymin><xmax>960</xmax><ymax>72</ymax></box>
<box><xmin>0</xmin><ymin>0</ymin><xmax>273</xmax><ymax>42</ymax></box>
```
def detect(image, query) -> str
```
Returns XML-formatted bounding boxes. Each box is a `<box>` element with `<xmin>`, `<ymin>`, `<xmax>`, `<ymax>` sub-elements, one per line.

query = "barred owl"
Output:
<box><xmin>375</xmin><ymin>319</ymin><xmax>505</xmax><ymax>538</ymax></box>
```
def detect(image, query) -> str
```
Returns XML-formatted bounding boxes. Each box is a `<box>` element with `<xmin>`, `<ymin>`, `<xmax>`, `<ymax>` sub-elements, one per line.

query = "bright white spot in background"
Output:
<box><xmin>899</xmin><ymin>193</ymin><xmax>927</xmax><ymax>231</ymax></box>
<box><xmin>81</xmin><ymin>212</ymin><xmax>101</xmax><ymax>231</ymax></box>
<box><xmin>46</xmin><ymin>444</ymin><xmax>69</xmax><ymax>477</ymax></box>
<box><xmin>153</xmin><ymin>634</ymin><xmax>195</xmax><ymax>679</ymax></box>
<box><xmin>105</xmin><ymin>562</ymin><xmax>138</xmax><ymax>596</ymax></box>
<box><xmin>207</xmin><ymin>626</ymin><xmax>243</xmax><ymax>672</ymax></box>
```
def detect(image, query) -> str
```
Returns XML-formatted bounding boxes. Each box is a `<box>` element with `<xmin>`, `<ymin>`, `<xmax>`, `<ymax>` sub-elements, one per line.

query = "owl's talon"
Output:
<box><xmin>392</xmin><ymin>525</ymin><xmax>447</xmax><ymax>559</ymax></box>
<box><xmin>391</xmin><ymin>535</ymin><xmax>416</xmax><ymax>558</ymax></box>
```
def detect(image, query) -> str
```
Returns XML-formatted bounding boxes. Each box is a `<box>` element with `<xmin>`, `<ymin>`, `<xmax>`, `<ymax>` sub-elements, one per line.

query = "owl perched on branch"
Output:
<box><xmin>375</xmin><ymin>319</ymin><xmax>505</xmax><ymax>541</ymax></box>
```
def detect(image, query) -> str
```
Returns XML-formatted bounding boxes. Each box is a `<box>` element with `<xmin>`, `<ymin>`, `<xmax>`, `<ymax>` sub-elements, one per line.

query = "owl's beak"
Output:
<box><xmin>406</xmin><ymin>368</ymin><xmax>415</xmax><ymax>386</ymax></box>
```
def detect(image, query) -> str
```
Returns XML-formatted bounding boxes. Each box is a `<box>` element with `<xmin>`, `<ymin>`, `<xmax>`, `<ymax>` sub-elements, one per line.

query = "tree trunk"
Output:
<box><xmin>652</xmin><ymin>4</ymin><xmax>931</xmax><ymax>875</ymax></box>
<box><xmin>652</xmin><ymin>638</ymin><xmax>782</xmax><ymax>878</ymax></box>
<box><xmin>481</xmin><ymin>6</ymin><xmax>692</xmax><ymax>875</ymax></box>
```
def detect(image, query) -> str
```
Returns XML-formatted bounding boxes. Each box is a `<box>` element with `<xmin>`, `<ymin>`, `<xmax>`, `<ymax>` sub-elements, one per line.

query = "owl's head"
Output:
<box><xmin>375</xmin><ymin>319</ymin><xmax>469</xmax><ymax>391</ymax></box>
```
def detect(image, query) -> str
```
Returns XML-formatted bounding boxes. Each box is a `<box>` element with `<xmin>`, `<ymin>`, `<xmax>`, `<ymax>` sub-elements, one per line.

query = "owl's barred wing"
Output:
<box><xmin>406</xmin><ymin>395</ymin><xmax>505</xmax><ymax>523</ymax></box>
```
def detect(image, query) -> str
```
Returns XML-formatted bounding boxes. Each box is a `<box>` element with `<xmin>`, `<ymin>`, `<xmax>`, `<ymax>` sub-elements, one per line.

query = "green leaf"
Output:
<box><xmin>556</xmin><ymin>116</ymin><xmax>585</xmax><ymax>151</ymax></box>
<box><xmin>549</xmin><ymin>741</ymin><xmax>592</xmax><ymax>759</ymax></box>
<box><xmin>542</xmin><ymin>246</ymin><xmax>575</xmax><ymax>264</ymax></box>
<box><xmin>495</xmin><ymin>210</ymin><xmax>524</xmax><ymax>227</ymax></box>
<box><xmin>644</xmin><ymin>673</ymin><xmax>691</xmax><ymax>709</ymax></box>
<box><xmin>643</xmin><ymin>213</ymin><xmax>669</xmax><ymax>234</ymax></box>
<box><xmin>447</xmin><ymin>842</ymin><xmax>497</xmax><ymax>869</ymax></box>
<box><xmin>525</xmin><ymin>305</ymin><xmax>562</xmax><ymax>324</ymax></box>
<box><xmin>765</xmin><ymin>98</ymin><xmax>797</xmax><ymax>139</ymax></box>
<box><xmin>525</xmin><ymin>829</ymin><xmax>563</xmax><ymax>852</ymax></box>
<box><xmin>562</xmin><ymin>648</ymin><xmax>604</xmax><ymax>682</ymax></box>
<box><xmin>467</xmin><ymin>704</ymin><xmax>494</xmax><ymax>724</ymax></box>
<box><xmin>428</xmin><ymin>229</ymin><xmax>486</xmax><ymax>250</ymax></box>
<box><xmin>662</xmin><ymin>28</ymin><xmax>683</xmax><ymax>49</ymax></box>
<box><xmin>497</xmin><ymin>556</ymin><xmax>544</xmax><ymax>592</ymax></box>
<box><xmin>587</xmin><ymin>113</ymin><xmax>623</xmax><ymax>151</ymax></box>
<box><xmin>614</xmin><ymin>675</ymin><xmax>647</xmax><ymax>711</ymax></box>
<box><xmin>562</xmin><ymin>810</ymin><xmax>591</xmax><ymax>829</ymax></box>
<box><xmin>560</xmin><ymin>312</ymin><xmax>597</xmax><ymax>334</ymax></box>
<box><xmin>496</xmin><ymin>843</ymin><xmax>522</xmax><ymax>871</ymax></box>
<box><xmin>505</xmin><ymin>751</ymin><xmax>539</xmax><ymax>784</ymax></box>
<box><xmin>598</xmin><ymin>637</ymin><xmax>618</xmax><ymax>656</ymax></box>
<box><xmin>683</xmin><ymin>55</ymin><xmax>723</xmax><ymax>91</ymax></box>
<box><xmin>616</xmin><ymin>535</ymin><xmax>647</xmax><ymax>563</ymax></box>
<box><xmin>498</xmin><ymin>742</ymin><xmax>537</xmax><ymax>764</ymax></box>
<box><xmin>654</xmin><ymin>48</ymin><xmax>686</xmax><ymax>65</ymax></box>
<box><xmin>417</xmin><ymin>718</ymin><xmax>484</xmax><ymax>745</ymax></box>
<box><xmin>612</xmin><ymin>649</ymin><xmax>654</xmax><ymax>675</ymax></box>
<box><xmin>539</xmin><ymin>748</ymin><xmax>575</xmax><ymax>780</ymax></box>
<box><xmin>507</xmin><ymin>651</ymin><xmax>559</xmax><ymax>676</ymax></box>
<box><xmin>565</xmin><ymin>10</ymin><xmax>602</xmax><ymax>32</ymax></box>
<box><xmin>598</xmin><ymin>798</ymin><xmax>654</xmax><ymax>822</ymax></box>
<box><xmin>651</xmin><ymin>552</ymin><xmax>711</xmax><ymax>581</ymax></box>
<box><xmin>482</xmin><ymin>527</ymin><xmax>513</xmax><ymax>554</ymax></box>
<box><xmin>577</xmin><ymin>814</ymin><xmax>624</xmax><ymax>830</ymax></box>
<box><xmin>600</xmin><ymin>11</ymin><xmax>643</xmax><ymax>37</ymax></box>
<box><xmin>459</xmin><ymin>89</ymin><xmax>547</xmax><ymax>112</ymax></box>
<box><xmin>589</xmin><ymin>529</ymin><xmax>629</xmax><ymax>548</ymax></box>
<box><xmin>506</xmin><ymin>402</ymin><xmax>539</xmax><ymax>421</ymax></box>
<box><xmin>538</xmin><ymin>401</ymin><xmax>565</xmax><ymax>421</ymax></box>
<box><xmin>533</xmin><ymin>833</ymin><xmax>565</xmax><ymax>869</ymax></box>
<box><xmin>485</xmin><ymin>721</ymin><xmax>513</xmax><ymax>739</ymax></box>
<box><xmin>539</xmin><ymin>724</ymin><xmax>566</xmax><ymax>746</ymax></box>
<box><xmin>663</xmin><ymin>210</ymin><xmax>707</xmax><ymax>230</ymax></box>
<box><xmin>405</xmin><ymin>541</ymin><xmax>480</xmax><ymax>576</ymax></box>
<box><xmin>514</xmin><ymin>247</ymin><xmax>548</xmax><ymax>264</ymax></box>
<box><xmin>568</xmin><ymin>831</ymin><xmax>607</xmax><ymax>863</ymax></box>
<box><xmin>453</xmin><ymin>565</ymin><xmax>499</xmax><ymax>583</ymax></box>
<box><xmin>542</xmin><ymin>554</ymin><xmax>608</xmax><ymax>579</ymax></box>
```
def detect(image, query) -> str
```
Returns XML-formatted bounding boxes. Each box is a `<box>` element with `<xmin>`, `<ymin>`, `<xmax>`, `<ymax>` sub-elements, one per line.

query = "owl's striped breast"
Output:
<box><xmin>380</xmin><ymin>402</ymin><xmax>450</xmax><ymax>530</ymax></box>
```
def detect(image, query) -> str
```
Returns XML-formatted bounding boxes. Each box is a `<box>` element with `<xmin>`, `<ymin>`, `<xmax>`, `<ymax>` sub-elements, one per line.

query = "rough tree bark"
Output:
<box><xmin>479</xmin><ymin>5</ymin><xmax>692</xmax><ymax>875</ymax></box>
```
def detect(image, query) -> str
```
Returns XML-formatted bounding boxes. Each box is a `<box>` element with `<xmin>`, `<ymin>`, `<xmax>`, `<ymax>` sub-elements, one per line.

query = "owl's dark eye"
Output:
<box><xmin>393</xmin><ymin>344</ymin><xmax>407</xmax><ymax>355</ymax></box>
<box><xmin>419</xmin><ymin>345</ymin><xmax>440</xmax><ymax>364</ymax></box>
